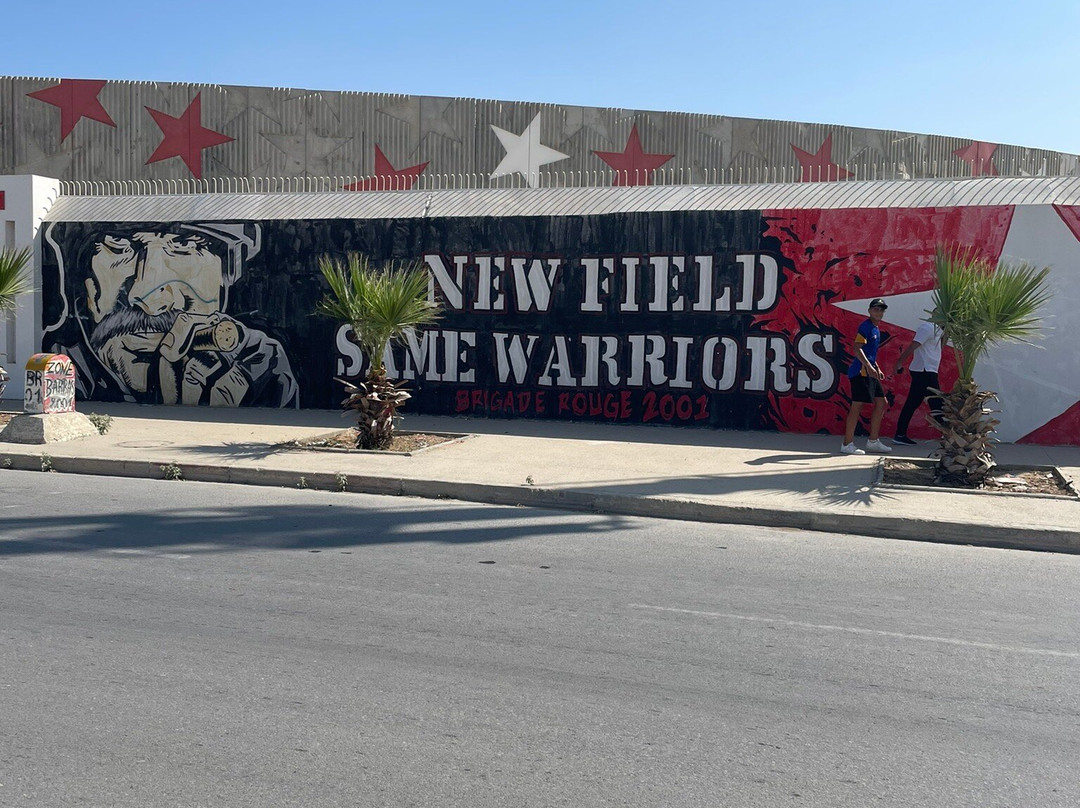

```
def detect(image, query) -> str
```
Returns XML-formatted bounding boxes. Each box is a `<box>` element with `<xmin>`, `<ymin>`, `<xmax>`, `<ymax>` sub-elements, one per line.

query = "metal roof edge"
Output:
<box><xmin>43</xmin><ymin>176</ymin><xmax>1080</xmax><ymax>223</ymax></box>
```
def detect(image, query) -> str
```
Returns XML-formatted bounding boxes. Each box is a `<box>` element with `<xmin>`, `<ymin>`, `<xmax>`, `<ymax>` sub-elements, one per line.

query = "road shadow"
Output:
<box><xmin>0</xmin><ymin>477</ymin><xmax>638</xmax><ymax>557</ymax></box>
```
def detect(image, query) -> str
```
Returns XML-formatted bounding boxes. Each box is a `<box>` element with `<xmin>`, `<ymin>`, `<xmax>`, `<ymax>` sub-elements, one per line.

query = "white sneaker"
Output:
<box><xmin>841</xmin><ymin>442</ymin><xmax>865</xmax><ymax>455</ymax></box>
<box><xmin>865</xmin><ymin>439</ymin><xmax>892</xmax><ymax>453</ymax></box>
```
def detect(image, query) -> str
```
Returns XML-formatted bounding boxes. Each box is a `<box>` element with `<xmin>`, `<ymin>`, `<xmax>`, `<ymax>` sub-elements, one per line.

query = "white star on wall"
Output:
<box><xmin>831</xmin><ymin>205</ymin><xmax>1080</xmax><ymax>441</ymax></box>
<box><xmin>833</xmin><ymin>291</ymin><xmax>934</xmax><ymax>334</ymax></box>
<box><xmin>973</xmin><ymin>205</ymin><xmax>1079</xmax><ymax>441</ymax></box>
<box><xmin>490</xmin><ymin>113</ymin><xmax>569</xmax><ymax>187</ymax></box>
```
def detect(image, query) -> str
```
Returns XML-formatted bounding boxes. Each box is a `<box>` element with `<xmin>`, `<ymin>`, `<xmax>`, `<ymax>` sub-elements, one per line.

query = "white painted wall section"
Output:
<box><xmin>0</xmin><ymin>175</ymin><xmax>61</xmax><ymax>403</ymax></box>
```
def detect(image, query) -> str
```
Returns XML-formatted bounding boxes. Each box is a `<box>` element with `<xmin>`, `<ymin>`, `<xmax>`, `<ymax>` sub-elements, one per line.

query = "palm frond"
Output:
<box><xmin>929</xmin><ymin>246</ymin><xmax>1051</xmax><ymax>383</ymax></box>
<box><xmin>316</xmin><ymin>253</ymin><xmax>441</xmax><ymax>376</ymax></box>
<box><xmin>0</xmin><ymin>247</ymin><xmax>33</xmax><ymax>313</ymax></box>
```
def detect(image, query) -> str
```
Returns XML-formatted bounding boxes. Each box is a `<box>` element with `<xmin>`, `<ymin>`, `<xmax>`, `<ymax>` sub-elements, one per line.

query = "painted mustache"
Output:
<box><xmin>89</xmin><ymin>306</ymin><xmax>179</xmax><ymax>352</ymax></box>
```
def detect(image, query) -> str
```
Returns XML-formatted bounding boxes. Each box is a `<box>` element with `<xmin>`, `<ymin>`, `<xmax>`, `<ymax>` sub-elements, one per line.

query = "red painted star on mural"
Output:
<box><xmin>791</xmin><ymin>134</ymin><xmax>852</xmax><ymax>182</ymax></box>
<box><xmin>144</xmin><ymin>93</ymin><xmax>234</xmax><ymax>179</ymax></box>
<box><xmin>953</xmin><ymin>141</ymin><xmax>998</xmax><ymax>176</ymax></box>
<box><xmin>27</xmin><ymin>79</ymin><xmax>116</xmax><ymax>141</ymax></box>
<box><xmin>346</xmin><ymin>145</ymin><xmax>429</xmax><ymax>191</ymax></box>
<box><xmin>593</xmin><ymin>125</ymin><xmax>674</xmax><ymax>186</ymax></box>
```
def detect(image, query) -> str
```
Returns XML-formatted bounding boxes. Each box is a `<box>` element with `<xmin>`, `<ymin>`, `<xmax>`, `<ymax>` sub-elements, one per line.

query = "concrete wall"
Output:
<box><xmin>34</xmin><ymin>183</ymin><xmax>1080</xmax><ymax>444</ymax></box>
<box><xmin>0</xmin><ymin>174</ymin><xmax>60</xmax><ymax>403</ymax></box>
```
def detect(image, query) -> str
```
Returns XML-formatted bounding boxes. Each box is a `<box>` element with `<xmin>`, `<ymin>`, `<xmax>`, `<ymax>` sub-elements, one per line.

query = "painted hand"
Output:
<box><xmin>157</xmin><ymin>312</ymin><xmax>247</xmax><ymax>405</ymax></box>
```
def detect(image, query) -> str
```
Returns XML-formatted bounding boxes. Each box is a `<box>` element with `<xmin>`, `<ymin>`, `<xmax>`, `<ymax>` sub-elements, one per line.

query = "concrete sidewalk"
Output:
<box><xmin>1</xmin><ymin>403</ymin><xmax>1078</xmax><ymax>553</ymax></box>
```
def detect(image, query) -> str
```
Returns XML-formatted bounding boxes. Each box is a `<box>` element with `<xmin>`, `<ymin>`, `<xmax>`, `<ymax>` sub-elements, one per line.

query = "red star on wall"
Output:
<box><xmin>593</xmin><ymin>125</ymin><xmax>674</xmax><ymax>186</ymax></box>
<box><xmin>791</xmin><ymin>134</ymin><xmax>852</xmax><ymax>182</ymax></box>
<box><xmin>346</xmin><ymin>145</ymin><xmax>429</xmax><ymax>191</ymax></box>
<box><xmin>27</xmin><ymin>79</ymin><xmax>116</xmax><ymax>141</ymax></box>
<box><xmin>953</xmin><ymin>141</ymin><xmax>998</xmax><ymax>176</ymax></box>
<box><xmin>144</xmin><ymin>93</ymin><xmax>234</xmax><ymax>179</ymax></box>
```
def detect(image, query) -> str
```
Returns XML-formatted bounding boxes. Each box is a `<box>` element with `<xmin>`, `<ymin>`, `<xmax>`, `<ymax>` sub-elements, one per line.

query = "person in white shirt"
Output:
<box><xmin>892</xmin><ymin>319</ymin><xmax>945</xmax><ymax>445</ymax></box>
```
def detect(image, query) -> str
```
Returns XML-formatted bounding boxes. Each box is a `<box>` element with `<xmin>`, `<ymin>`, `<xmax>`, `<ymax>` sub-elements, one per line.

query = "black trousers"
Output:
<box><xmin>896</xmin><ymin>370</ymin><xmax>943</xmax><ymax>435</ymax></box>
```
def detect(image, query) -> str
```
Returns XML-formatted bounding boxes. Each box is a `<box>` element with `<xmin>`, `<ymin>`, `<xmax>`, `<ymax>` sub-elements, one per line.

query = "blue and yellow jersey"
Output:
<box><xmin>847</xmin><ymin>319</ymin><xmax>881</xmax><ymax>379</ymax></box>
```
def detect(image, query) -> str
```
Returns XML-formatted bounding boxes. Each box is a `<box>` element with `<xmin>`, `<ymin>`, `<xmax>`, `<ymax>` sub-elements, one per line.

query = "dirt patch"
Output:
<box><xmin>283</xmin><ymin>428</ymin><xmax>457</xmax><ymax>454</ymax></box>
<box><xmin>0</xmin><ymin>412</ymin><xmax>12</xmax><ymax>428</ymax></box>
<box><xmin>882</xmin><ymin>458</ymin><xmax>1076</xmax><ymax>497</ymax></box>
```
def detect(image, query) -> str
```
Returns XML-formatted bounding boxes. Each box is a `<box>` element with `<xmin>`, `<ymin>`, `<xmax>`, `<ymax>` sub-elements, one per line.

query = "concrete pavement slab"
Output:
<box><xmin>1</xmin><ymin>403</ymin><xmax>1077</xmax><ymax>553</ymax></box>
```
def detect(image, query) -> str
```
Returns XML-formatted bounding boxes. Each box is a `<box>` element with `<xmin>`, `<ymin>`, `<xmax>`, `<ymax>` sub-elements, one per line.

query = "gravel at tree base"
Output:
<box><xmin>284</xmin><ymin>429</ymin><xmax>454</xmax><ymax>453</ymax></box>
<box><xmin>882</xmin><ymin>458</ymin><xmax>1074</xmax><ymax>497</ymax></box>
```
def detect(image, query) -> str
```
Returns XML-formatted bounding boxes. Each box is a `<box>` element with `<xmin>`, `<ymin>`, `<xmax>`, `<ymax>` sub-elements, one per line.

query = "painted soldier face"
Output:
<box><xmin>87</xmin><ymin>231</ymin><xmax>223</xmax><ymax>323</ymax></box>
<box><xmin>84</xmin><ymin>230</ymin><xmax>226</xmax><ymax>391</ymax></box>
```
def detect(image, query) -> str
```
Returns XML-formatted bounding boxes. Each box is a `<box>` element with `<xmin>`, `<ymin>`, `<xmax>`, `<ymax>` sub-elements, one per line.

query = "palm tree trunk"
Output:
<box><xmin>928</xmin><ymin>380</ymin><xmax>1000</xmax><ymax>485</ymax></box>
<box><xmin>340</xmin><ymin>371</ymin><xmax>412</xmax><ymax>450</ymax></box>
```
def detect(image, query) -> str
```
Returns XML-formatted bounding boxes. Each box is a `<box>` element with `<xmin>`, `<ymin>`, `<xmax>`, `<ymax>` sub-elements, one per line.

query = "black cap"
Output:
<box><xmin>869</xmin><ymin>298</ymin><xmax>888</xmax><ymax>310</ymax></box>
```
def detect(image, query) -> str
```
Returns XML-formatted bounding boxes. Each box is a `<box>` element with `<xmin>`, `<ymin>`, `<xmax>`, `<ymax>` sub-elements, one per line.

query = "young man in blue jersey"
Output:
<box><xmin>841</xmin><ymin>298</ymin><xmax>892</xmax><ymax>455</ymax></box>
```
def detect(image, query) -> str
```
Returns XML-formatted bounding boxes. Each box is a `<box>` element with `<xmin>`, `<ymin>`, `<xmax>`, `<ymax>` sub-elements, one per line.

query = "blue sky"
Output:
<box><xmin>7</xmin><ymin>0</ymin><xmax>1079</xmax><ymax>154</ymax></box>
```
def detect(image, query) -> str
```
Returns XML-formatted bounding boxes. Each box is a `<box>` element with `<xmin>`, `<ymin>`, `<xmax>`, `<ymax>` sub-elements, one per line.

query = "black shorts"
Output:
<box><xmin>850</xmin><ymin>374</ymin><xmax>885</xmax><ymax>403</ymax></box>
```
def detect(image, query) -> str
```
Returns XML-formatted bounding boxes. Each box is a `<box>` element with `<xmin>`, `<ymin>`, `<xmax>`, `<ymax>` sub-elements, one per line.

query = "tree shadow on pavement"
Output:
<box><xmin>179</xmin><ymin>441</ymin><xmax>295</xmax><ymax>461</ymax></box>
<box><xmin>807</xmin><ymin>482</ymin><xmax>890</xmax><ymax>507</ymax></box>
<box><xmin>744</xmin><ymin>453</ymin><xmax>841</xmax><ymax>464</ymax></box>
<box><xmin>550</xmin><ymin>463</ymin><xmax>894</xmax><ymax>508</ymax></box>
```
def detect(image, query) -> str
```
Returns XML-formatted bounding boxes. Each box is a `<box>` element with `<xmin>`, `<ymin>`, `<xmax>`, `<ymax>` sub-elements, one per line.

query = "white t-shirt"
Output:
<box><xmin>909</xmin><ymin>321</ymin><xmax>943</xmax><ymax>373</ymax></box>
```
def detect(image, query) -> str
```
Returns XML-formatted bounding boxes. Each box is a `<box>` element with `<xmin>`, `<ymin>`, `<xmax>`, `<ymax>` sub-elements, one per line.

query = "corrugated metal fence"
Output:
<box><xmin>6</xmin><ymin>76</ymin><xmax>1078</xmax><ymax>188</ymax></box>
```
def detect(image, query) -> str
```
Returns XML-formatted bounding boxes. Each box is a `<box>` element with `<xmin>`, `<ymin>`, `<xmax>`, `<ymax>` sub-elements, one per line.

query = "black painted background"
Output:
<box><xmin>42</xmin><ymin>210</ymin><xmax>826</xmax><ymax>430</ymax></box>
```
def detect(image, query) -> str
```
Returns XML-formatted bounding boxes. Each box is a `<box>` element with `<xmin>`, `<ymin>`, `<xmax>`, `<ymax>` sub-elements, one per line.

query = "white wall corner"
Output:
<box><xmin>1</xmin><ymin>175</ymin><xmax>61</xmax><ymax>404</ymax></box>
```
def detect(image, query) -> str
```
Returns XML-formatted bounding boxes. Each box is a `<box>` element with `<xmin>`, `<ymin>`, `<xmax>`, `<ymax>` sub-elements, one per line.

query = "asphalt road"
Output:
<box><xmin>2</xmin><ymin>471</ymin><xmax>1079</xmax><ymax>807</ymax></box>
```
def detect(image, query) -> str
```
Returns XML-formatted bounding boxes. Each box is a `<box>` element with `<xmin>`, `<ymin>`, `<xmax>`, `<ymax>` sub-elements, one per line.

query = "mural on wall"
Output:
<box><xmin>41</xmin><ymin>222</ymin><xmax>299</xmax><ymax>407</ymax></box>
<box><xmin>40</xmin><ymin>205</ymin><xmax>1080</xmax><ymax>444</ymax></box>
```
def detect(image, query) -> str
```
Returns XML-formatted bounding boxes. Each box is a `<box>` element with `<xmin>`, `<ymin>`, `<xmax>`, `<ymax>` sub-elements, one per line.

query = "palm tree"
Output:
<box><xmin>0</xmin><ymin>247</ymin><xmax>32</xmax><ymax>313</ymax></box>
<box><xmin>316</xmin><ymin>253</ymin><xmax>441</xmax><ymax>449</ymax></box>
<box><xmin>0</xmin><ymin>247</ymin><xmax>33</xmax><ymax>397</ymax></box>
<box><xmin>926</xmin><ymin>246</ymin><xmax>1051</xmax><ymax>485</ymax></box>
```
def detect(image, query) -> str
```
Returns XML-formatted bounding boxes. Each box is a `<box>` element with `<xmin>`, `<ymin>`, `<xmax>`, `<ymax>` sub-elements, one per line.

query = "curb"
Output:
<box><xmin>3</xmin><ymin>451</ymin><xmax>1078</xmax><ymax>555</ymax></box>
